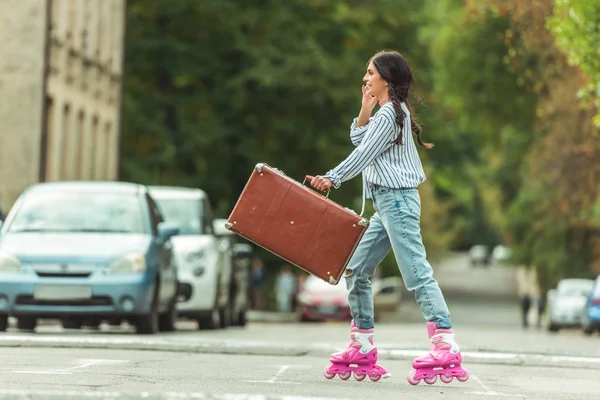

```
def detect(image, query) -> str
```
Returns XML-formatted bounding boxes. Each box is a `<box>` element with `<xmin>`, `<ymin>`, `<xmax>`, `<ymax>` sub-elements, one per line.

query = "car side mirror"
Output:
<box><xmin>158</xmin><ymin>222</ymin><xmax>179</xmax><ymax>241</ymax></box>
<box><xmin>213</xmin><ymin>218</ymin><xmax>233</xmax><ymax>237</ymax></box>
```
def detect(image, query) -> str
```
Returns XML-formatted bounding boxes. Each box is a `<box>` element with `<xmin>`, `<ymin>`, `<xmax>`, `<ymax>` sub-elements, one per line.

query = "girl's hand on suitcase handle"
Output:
<box><xmin>305</xmin><ymin>175</ymin><xmax>333</xmax><ymax>192</ymax></box>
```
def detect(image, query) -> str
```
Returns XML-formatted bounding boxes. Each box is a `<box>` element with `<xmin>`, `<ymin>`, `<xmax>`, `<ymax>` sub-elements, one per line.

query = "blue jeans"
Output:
<box><xmin>344</xmin><ymin>184</ymin><xmax>452</xmax><ymax>330</ymax></box>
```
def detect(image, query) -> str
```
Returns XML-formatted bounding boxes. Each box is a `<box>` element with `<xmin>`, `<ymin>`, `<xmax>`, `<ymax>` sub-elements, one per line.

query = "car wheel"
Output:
<box><xmin>583</xmin><ymin>325</ymin><xmax>594</xmax><ymax>336</ymax></box>
<box><xmin>62</xmin><ymin>319</ymin><xmax>82</xmax><ymax>330</ymax></box>
<box><xmin>547</xmin><ymin>323</ymin><xmax>559</xmax><ymax>332</ymax></box>
<box><xmin>17</xmin><ymin>316</ymin><xmax>36</xmax><ymax>331</ymax></box>
<box><xmin>219</xmin><ymin>303</ymin><xmax>233</xmax><ymax>328</ymax></box>
<box><xmin>158</xmin><ymin>298</ymin><xmax>178</xmax><ymax>332</ymax></box>
<box><xmin>0</xmin><ymin>314</ymin><xmax>8</xmax><ymax>332</ymax></box>
<box><xmin>198</xmin><ymin>307</ymin><xmax>221</xmax><ymax>330</ymax></box>
<box><xmin>136</xmin><ymin>288</ymin><xmax>159</xmax><ymax>335</ymax></box>
<box><xmin>237</xmin><ymin>311</ymin><xmax>247</xmax><ymax>327</ymax></box>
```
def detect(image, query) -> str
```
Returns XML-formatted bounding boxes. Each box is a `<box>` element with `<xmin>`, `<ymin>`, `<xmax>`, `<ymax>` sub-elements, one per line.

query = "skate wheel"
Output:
<box><xmin>424</xmin><ymin>375</ymin><xmax>437</xmax><ymax>385</ymax></box>
<box><xmin>440</xmin><ymin>374</ymin><xmax>453</xmax><ymax>383</ymax></box>
<box><xmin>354</xmin><ymin>372</ymin><xmax>366</xmax><ymax>381</ymax></box>
<box><xmin>407</xmin><ymin>371</ymin><xmax>420</xmax><ymax>385</ymax></box>
<box><xmin>323</xmin><ymin>369</ymin><xmax>336</xmax><ymax>380</ymax></box>
<box><xmin>339</xmin><ymin>371</ymin><xmax>351</xmax><ymax>380</ymax></box>
<box><xmin>369</xmin><ymin>373</ymin><xmax>381</xmax><ymax>382</ymax></box>
<box><xmin>456</xmin><ymin>370</ymin><xmax>469</xmax><ymax>382</ymax></box>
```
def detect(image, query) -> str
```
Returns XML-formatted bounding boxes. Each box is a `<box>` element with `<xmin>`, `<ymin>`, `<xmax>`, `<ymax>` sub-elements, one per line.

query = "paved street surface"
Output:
<box><xmin>0</xmin><ymin>253</ymin><xmax>598</xmax><ymax>400</ymax></box>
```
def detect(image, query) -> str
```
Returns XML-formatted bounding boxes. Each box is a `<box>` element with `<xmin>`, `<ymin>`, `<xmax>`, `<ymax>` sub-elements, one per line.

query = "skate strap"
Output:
<box><xmin>431</xmin><ymin>333</ymin><xmax>460</xmax><ymax>354</ymax></box>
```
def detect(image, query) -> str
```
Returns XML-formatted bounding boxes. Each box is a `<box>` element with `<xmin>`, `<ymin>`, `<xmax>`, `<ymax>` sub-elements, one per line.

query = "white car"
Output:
<box><xmin>149</xmin><ymin>186</ymin><xmax>233</xmax><ymax>329</ymax></box>
<box><xmin>546</xmin><ymin>278</ymin><xmax>595</xmax><ymax>332</ymax></box>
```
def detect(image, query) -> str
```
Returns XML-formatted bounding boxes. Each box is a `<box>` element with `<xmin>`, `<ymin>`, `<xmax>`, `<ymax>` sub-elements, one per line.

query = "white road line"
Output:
<box><xmin>243</xmin><ymin>364</ymin><xmax>306</xmax><ymax>385</ymax></box>
<box><xmin>470</xmin><ymin>375</ymin><xmax>527</xmax><ymax>398</ymax></box>
<box><xmin>12</xmin><ymin>358</ymin><xmax>128</xmax><ymax>375</ymax></box>
<box><xmin>0</xmin><ymin>390</ymin><xmax>351</xmax><ymax>400</ymax></box>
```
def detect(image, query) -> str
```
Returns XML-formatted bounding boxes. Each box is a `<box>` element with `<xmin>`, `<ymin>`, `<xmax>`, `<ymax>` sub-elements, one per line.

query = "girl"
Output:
<box><xmin>313</xmin><ymin>50</ymin><xmax>469</xmax><ymax>385</ymax></box>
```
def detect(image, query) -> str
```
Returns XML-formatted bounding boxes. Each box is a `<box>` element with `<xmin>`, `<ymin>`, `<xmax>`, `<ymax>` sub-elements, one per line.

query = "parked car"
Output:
<box><xmin>492</xmin><ymin>245</ymin><xmax>512</xmax><ymax>264</ymax></box>
<box><xmin>468</xmin><ymin>245</ymin><xmax>490</xmax><ymax>267</ymax></box>
<box><xmin>148</xmin><ymin>186</ymin><xmax>234</xmax><ymax>329</ymax></box>
<box><xmin>546</xmin><ymin>278</ymin><xmax>595</xmax><ymax>332</ymax></box>
<box><xmin>213</xmin><ymin>218</ymin><xmax>253</xmax><ymax>327</ymax></box>
<box><xmin>296</xmin><ymin>274</ymin><xmax>403</xmax><ymax>322</ymax></box>
<box><xmin>0</xmin><ymin>181</ymin><xmax>180</xmax><ymax>334</ymax></box>
<box><xmin>580</xmin><ymin>275</ymin><xmax>600</xmax><ymax>335</ymax></box>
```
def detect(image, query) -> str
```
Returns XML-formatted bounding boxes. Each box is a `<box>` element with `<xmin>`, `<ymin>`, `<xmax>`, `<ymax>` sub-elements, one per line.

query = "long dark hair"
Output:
<box><xmin>369</xmin><ymin>50</ymin><xmax>433</xmax><ymax>149</ymax></box>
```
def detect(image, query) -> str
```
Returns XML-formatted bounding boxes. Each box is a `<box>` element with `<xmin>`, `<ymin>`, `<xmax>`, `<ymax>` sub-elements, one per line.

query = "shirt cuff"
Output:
<box><xmin>351</xmin><ymin>118</ymin><xmax>369</xmax><ymax>132</ymax></box>
<box><xmin>323</xmin><ymin>171</ymin><xmax>342</xmax><ymax>189</ymax></box>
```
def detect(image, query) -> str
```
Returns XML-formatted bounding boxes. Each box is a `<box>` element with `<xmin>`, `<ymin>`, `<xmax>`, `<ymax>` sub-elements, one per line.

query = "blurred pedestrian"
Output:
<box><xmin>310</xmin><ymin>50</ymin><xmax>466</xmax><ymax>380</ymax></box>
<box><xmin>274</xmin><ymin>264</ymin><xmax>296</xmax><ymax>312</ymax></box>
<box><xmin>536</xmin><ymin>297</ymin><xmax>546</xmax><ymax>328</ymax></box>
<box><xmin>250</xmin><ymin>257</ymin><xmax>265</xmax><ymax>310</ymax></box>
<box><xmin>521</xmin><ymin>294</ymin><xmax>532</xmax><ymax>328</ymax></box>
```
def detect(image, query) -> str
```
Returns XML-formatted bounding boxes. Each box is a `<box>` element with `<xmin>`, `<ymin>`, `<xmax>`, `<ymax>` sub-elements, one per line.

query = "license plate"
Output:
<box><xmin>318</xmin><ymin>305</ymin><xmax>338</xmax><ymax>314</ymax></box>
<box><xmin>34</xmin><ymin>285</ymin><xmax>92</xmax><ymax>300</ymax></box>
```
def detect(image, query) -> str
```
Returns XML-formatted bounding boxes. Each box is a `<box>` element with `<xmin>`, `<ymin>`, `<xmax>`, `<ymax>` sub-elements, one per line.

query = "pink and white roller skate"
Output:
<box><xmin>324</xmin><ymin>320</ymin><xmax>390</xmax><ymax>382</ymax></box>
<box><xmin>407</xmin><ymin>322</ymin><xmax>469</xmax><ymax>385</ymax></box>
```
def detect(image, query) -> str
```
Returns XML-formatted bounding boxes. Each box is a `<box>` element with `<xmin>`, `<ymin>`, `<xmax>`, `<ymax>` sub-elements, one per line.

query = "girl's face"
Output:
<box><xmin>363</xmin><ymin>61</ymin><xmax>388</xmax><ymax>101</ymax></box>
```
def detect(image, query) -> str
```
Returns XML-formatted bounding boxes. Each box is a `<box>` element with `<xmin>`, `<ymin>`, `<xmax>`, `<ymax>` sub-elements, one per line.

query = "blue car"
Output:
<box><xmin>0</xmin><ymin>181</ymin><xmax>180</xmax><ymax>334</ymax></box>
<box><xmin>581</xmin><ymin>275</ymin><xmax>600</xmax><ymax>335</ymax></box>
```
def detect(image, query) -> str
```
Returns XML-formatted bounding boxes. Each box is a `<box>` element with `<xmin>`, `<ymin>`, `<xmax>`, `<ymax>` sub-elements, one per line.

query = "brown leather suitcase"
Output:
<box><xmin>225</xmin><ymin>163</ymin><xmax>369</xmax><ymax>285</ymax></box>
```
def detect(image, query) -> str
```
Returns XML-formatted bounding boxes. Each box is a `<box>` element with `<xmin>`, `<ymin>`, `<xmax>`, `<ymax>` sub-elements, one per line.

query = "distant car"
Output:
<box><xmin>0</xmin><ymin>181</ymin><xmax>180</xmax><ymax>334</ymax></box>
<box><xmin>149</xmin><ymin>186</ymin><xmax>234</xmax><ymax>330</ymax></box>
<box><xmin>296</xmin><ymin>274</ymin><xmax>403</xmax><ymax>322</ymax></box>
<box><xmin>580</xmin><ymin>275</ymin><xmax>600</xmax><ymax>335</ymax></box>
<box><xmin>546</xmin><ymin>278</ymin><xmax>595</xmax><ymax>332</ymax></box>
<box><xmin>468</xmin><ymin>245</ymin><xmax>490</xmax><ymax>267</ymax></box>
<box><xmin>492</xmin><ymin>245</ymin><xmax>512</xmax><ymax>264</ymax></box>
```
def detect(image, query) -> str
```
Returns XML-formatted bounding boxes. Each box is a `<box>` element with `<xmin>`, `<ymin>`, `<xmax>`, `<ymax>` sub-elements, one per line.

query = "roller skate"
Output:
<box><xmin>407</xmin><ymin>321</ymin><xmax>469</xmax><ymax>385</ymax></box>
<box><xmin>324</xmin><ymin>320</ymin><xmax>390</xmax><ymax>382</ymax></box>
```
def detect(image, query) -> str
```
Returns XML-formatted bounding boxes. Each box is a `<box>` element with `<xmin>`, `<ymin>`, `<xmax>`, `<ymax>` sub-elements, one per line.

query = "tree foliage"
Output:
<box><xmin>122</xmin><ymin>0</ymin><xmax>600</xmax><ymax>288</ymax></box>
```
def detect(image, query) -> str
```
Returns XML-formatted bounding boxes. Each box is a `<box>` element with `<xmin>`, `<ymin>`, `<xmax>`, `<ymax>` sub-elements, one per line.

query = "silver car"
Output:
<box><xmin>546</xmin><ymin>278</ymin><xmax>595</xmax><ymax>332</ymax></box>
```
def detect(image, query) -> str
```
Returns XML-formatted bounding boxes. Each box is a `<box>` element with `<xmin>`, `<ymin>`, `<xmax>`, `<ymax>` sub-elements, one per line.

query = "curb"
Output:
<box><xmin>1</xmin><ymin>336</ymin><xmax>599</xmax><ymax>370</ymax></box>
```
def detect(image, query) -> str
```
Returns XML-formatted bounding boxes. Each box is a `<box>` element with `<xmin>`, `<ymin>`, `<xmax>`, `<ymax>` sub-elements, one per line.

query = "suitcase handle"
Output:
<box><xmin>302</xmin><ymin>175</ymin><xmax>330</xmax><ymax>198</ymax></box>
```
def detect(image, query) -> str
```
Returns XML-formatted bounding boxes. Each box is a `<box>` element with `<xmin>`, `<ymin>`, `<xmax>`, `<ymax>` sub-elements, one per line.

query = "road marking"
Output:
<box><xmin>243</xmin><ymin>364</ymin><xmax>312</xmax><ymax>385</ymax></box>
<box><xmin>12</xmin><ymin>359</ymin><xmax>128</xmax><ymax>375</ymax></box>
<box><xmin>470</xmin><ymin>374</ymin><xmax>527</xmax><ymax>398</ymax></box>
<box><xmin>0</xmin><ymin>390</ymin><xmax>351</xmax><ymax>399</ymax></box>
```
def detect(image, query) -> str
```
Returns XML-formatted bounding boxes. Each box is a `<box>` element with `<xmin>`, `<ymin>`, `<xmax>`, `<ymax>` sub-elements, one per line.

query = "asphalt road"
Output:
<box><xmin>0</xmin><ymin>253</ymin><xmax>598</xmax><ymax>399</ymax></box>
<box><xmin>0</xmin><ymin>347</ymin><xmax>599</xmax><ymax>400</ymax></box>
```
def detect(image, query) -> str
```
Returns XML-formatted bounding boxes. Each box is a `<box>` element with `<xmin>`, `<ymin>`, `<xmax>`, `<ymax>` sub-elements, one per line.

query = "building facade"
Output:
<box><xmin>0</xmin><ymin>0</ymin><xmax>126</xmax><ymax>213</ymax></box>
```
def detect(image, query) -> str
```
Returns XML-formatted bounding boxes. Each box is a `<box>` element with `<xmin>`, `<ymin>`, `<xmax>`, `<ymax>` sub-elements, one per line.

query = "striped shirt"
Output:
<box><xmin>324</xmin><ymin>102</ymin><xmax>426</xmax><ymax>199</ymax></box>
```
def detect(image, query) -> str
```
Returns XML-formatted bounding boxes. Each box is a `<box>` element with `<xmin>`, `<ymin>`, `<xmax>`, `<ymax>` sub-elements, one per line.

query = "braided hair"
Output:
<box><xmin>370</xmin><ymin>51</ymin><xmax>433</xmax><ymax>149</ymax></box>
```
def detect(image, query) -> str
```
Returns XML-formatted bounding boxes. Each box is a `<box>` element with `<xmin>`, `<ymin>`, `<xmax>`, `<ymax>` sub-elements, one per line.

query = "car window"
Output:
<box><xmin>152</xmin><ymin>196</ymin><xmax>202</xmax><ymax>235</ymax></box>
<box><xmin>594</xmin><ymin>280</ymin><xmax>600</xmax><ymax>297</ymax></box>
<box><xmin>7</xmin><ymin>191</ymin><xmax>146</xmax><ymax>234</ymax></box>
<box><xmin>303</xmin><ymin>275</ymin><xmax>347</xmax><ymax>293</ymax></box>
<box><xmin>558</xmin><ymin>281</ymin><xmax>593</xmax><ymax>297</ymax></box>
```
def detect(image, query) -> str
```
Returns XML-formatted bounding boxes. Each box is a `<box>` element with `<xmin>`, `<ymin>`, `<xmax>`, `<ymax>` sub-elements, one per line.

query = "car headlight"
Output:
<box><xmin>185</xmin><ymin>250</ymin><xmax>204</xmax><ymax>263</ymax></box>
<box><xmin>106</xmin><ymin>253</ymin><xmax>146</xmax><ymax>274</ymax></box>
<box><xmin>0</xmin><ymin>250</ymin><xmax>23</xmax><ymax>273</ymax></box>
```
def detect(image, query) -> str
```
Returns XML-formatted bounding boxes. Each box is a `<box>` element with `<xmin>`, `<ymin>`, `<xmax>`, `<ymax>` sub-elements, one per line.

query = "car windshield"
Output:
<box><xmin>7</xmin><ymin>191</ymin><xmax>145</xmax><ymax>234</ymax></box>
<box><xmin>153</xmin><ymin>197</ymin><xmax>202</xmax><ymax>235</ymax></box>
<box><xmin>558</xmin><ymin>282</ymin><xmax>593</xmax><ymax>297</ymax></box>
